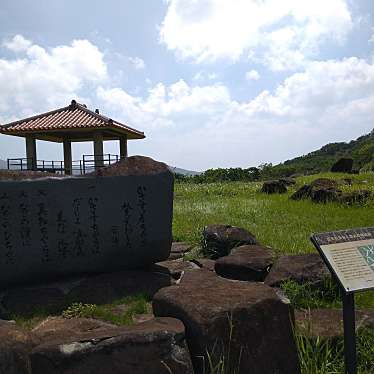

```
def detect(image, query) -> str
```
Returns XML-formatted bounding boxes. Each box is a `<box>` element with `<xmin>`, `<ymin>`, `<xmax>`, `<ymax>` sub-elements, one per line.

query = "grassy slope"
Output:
<box><xmin>173</xmin><ymin>172</ymin><xmax>374</xmax><ymax>255</ymax></box>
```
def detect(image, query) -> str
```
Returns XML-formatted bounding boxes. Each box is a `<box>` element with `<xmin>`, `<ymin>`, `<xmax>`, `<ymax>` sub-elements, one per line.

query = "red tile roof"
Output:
<box><xmin>0</xmin><ymin>100</ymin><xmax>145</xmax><ymax>139</ymax></box>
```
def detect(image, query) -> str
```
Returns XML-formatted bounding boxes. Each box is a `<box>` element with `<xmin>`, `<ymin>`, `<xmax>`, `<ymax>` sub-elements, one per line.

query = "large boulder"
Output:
<box><xmin>31</xmin><ymin>317</ymin><xmax>194</xmax><ymax>374</ymax></box>
<box><xmin>202</xmin><ymin>224</ymin><xmax>257</xmax><ymax>259</ymax></box>
<box><xmin>265</xmin><ymin>253</ymin><xmax>330</xmax><ymax>287</ymax></box>
<box><xmin>1</xmin><ymin>270</ymin><xmax>172</xmax><ymax>317</ymax></box>
<box><xmin>0</xmin><ymin>320</ymin><xmax>39</xmax><ymax>374</ymax></box>
<box><xmin>153</xmin><ymin>269</ymin><xmax>300</xmax><ymax>374</ymax></box>
<box><xmin>290</xmin><ymin>178</ymin><xmax>341</xmax><ymax>203</ymax></box>
<box><xmin>331</xmin><ymin>158</ymin><xmax>353</xmax><ymax>173</ymax></box>
<box><xmin>215</xmin><ymin>245</ymin><xmax>274</xmax><ymax>281</ymax></box>
<box><xmin>261</xmin><ymin>180</ymin><xmax>287</xmax><ymax>194</ymax></box>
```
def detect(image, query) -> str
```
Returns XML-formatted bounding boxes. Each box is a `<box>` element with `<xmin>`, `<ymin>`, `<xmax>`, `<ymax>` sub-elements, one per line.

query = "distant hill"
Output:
<box><xmin>268</xmin><ymin>129</ymin><xmax>374</xmax><ymax>177</ymax></box>
<box><xmin>168</xmin><ymin>166</ymin><xmax>201</xmax><ymax>176</ymax></box>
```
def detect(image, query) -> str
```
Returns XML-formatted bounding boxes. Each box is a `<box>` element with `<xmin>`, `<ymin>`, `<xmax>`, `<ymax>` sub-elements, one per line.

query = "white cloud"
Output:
<box><xmin>193</xmin><ymin>71</ymin><xmax>218</xmax><ymax>81</ymax></box>
<box><xmin>245</xmin><ymin>69</ymin><xmax>260</xmax><ymax>81</ymax></box>
<box><xmin>0</xmin><ymin>35</ymin><xmax>107</xmax><ymax>118</ymax></box>
<box><xmin>160</xmin><ymin>0</ymin><xmax>353</xmax><ymax>70</ymax></box>
<box><xmin>128</xmin><ymin>56</ymin><xmax>146</xmax><ymax>70</ymax></box>
<box><xmin>97</xmin><ymin>56</ymin><xmax>374</xmax><ymax>170</ymax></box>
<box><xmin>3</xmin><ymin>34</ymin><xmax>32</xmax><ymax>52</ymax></box>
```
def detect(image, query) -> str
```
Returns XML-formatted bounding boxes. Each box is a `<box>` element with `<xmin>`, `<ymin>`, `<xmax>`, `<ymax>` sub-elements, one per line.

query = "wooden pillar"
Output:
<box><xmin>119</xmin><ymin>135</ymin><xmax>128</xmax><ymax>159</ymax></box>
<box><xmin>25</xmin><ymin>136</ymin><xmax>37</xmax><ymax>170</ymax></box>
<box><xmin>63</xmin><ymin>140</ymin><xmax>72</xmax><ymax>175</ymax></box>
<box><xmin>93</xmin><ymin>132</ymin><xmax>104</xmax><ymax>168</ymax></box>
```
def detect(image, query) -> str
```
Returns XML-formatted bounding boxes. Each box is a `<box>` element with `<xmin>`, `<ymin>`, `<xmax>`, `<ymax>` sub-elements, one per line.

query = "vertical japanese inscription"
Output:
<box><xmin>122</xmin><ymin>201</ymin><xmax>133</xmax><ymax>249</ymax></box>
<box><xmin>72</xmin><ymin>198</ymin><xmax>85</xmax><ymax>257</ymax></box>
<box><xmin>37</xmin><ymin>190</ymin><xmax>49</xmax><ymax>262</ymax></box>
<box><xmin>0</xmin><ymin>192</ymin><xmax>14</xmax><ymax>264</ymax></box>
<box><xmin>88</xmin><ymin>197</ymin><xmax>100</xmax><ymax>254</ymax></box>
<box><xmin>19</xmin><ymin>191</ymin><xmax>31</xmax><ymax>247</ymax></box>
<box><xmin>137</xmin><ymin>186</ymin><xmax>147</xmax><ymax>247</ymax></box>
<box><xmin>57</xmin><ymin>210</ymin><xmax>69</xmax><ymax>259</ymax></box>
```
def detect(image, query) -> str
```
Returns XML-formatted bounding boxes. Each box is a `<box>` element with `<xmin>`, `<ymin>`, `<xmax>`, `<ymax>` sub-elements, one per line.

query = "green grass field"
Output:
<box><xmin>174</xmin><ymin>172</ymin><xmax>374</xmax><ymax>373</ymax></box>
<box><xmin>173</xmin><ymin>172</ymin><xmax>374</xmax><ymax>255</ymax></box>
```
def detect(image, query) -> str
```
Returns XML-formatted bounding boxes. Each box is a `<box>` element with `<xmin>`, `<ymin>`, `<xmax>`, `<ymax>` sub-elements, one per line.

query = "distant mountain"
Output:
<box><xmin>0</xmin><ymin>159</ymin><xmax>7</xmax><ymax>169</ymax></box>
<box><xmin>269</xmin><ymin>129</ymin><xmax>374</xmax><ymax>176</ymax></box>
<box><xmin>168</xmin><ymin>166</ymin><xmax>201</xmax><ymax>176</ymax></box>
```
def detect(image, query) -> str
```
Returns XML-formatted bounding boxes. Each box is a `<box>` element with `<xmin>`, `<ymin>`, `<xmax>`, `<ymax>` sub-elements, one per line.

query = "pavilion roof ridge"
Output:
<box><xmin>0</xmin><ymin>100</ymin><xmax>145</xmax><ymax>140</ymax></box>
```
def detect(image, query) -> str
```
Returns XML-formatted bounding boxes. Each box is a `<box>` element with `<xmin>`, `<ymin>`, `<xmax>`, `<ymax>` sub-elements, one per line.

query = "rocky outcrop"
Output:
<box><xmin>331</xmin><ymin>158</ymin><xmax>353</xmax><ymax>173</ymax></box>
<box><xmin>31</xmin><ymin>317</ymin><xmax>194</xmax><ymax>374</ymax></box>
<box><xmin>261</xmin><ymin>180</ymin><xmax>287</xmax><ymax>194</ymax></box>
<box><xmin>265</xmin><ymin>253</ymin><xmax>330</xmax><ymax>287</ymax></box>
<box><xmin>153</xmin><ymin>269</ymin><xmax>300</xmax><ymax>374</ymax></box>
<box><xmin>202</xmin><ymin>224</ymin><xmax>257</xmax><ymax>259</ymax></box>
<box><xmin>290</xmin><ymin>178</ymin><xmax>341</xmax><ymax>203</ymax></box>
<box><xmin>215</xmin><ymin>245</ymin><xmax>273</xmax><ymax>281</ymax></box>
<box><xmin>339</xmin><ymin>190</ymin><xmax>371</xmax><ymax>205</ymax></box>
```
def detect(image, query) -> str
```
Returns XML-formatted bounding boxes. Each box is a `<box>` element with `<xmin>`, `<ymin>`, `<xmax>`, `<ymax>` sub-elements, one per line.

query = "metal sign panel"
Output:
<box><xmin>311</xmin><ymin>227</ymin><xmax>374</xmax><ymax>293</ymax></box>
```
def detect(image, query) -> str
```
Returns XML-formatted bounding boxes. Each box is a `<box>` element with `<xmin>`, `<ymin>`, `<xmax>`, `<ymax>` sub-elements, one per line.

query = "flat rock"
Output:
<box><xmin>215</xmin><ymin>245</ymin><xmax>274</xmax><ymax>281</ymax></box>
<box><xmin>0</xmin><ymin>320</ymin><xmax>39</xmax><ymax>374</ymax></box>
<box><xmin>168</xmin><ymin>242</ymin><xmax>194</xmax><ymax>260</ymax></box>
<box><xmin>153</xmin><ymin>269</ymin><xmax>300</xmax><ymax>374</ymax></box>
<box><xmin>2</xmin><ymin>270</ymin><xmax>172</xmax><ymax>317</ymax></box>
<box><xmin>265</xmin><ymin>253</ymin><xmax>330</xmax><ymax>287</ymax></box>
<box><xmin>296</xmin><ymin>309</ymin><xmax>374</xmax><ymax>340</ymax></box>
<box><xmin>191</xmin><ymin>258</ymin><xmax>216</xmax><ymax>272</ymax></box>
<box><xmin>31</xmin><ymin>317</ymin><xmax>194</xmax><ymax>374</ymax></box>
<box><xmin>202</xmin><ymin>224</ymin><xmax>257</xmax><ymax>259</ymax></box>
<box><xmin>151</xmin><ymin>259</ymin><xmax>199</xmax><ymax>280</ymax></box>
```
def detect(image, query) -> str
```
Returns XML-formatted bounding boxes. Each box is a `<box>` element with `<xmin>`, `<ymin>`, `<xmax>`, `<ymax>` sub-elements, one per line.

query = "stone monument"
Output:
<box><xmin>0</xmin><ymin>156</ymin><xmax>174</xmax><ymax>288</ymax></box>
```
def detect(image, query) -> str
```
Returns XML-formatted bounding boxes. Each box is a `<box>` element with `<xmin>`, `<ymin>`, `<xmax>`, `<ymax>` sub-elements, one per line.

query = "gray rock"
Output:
<box><xmin>265</xmin><ymin>253</ymin><xmax>330</xmax><ymax>287</ymax></box>
<box><xmin>0</xmin><ymin>156</ymin><xmax>174</xmax><ymax>288</ymax></box>
<box><xmin>153</xmin><ymin>269</ymin><xmax>300</xmax><ymax>374</ymax></box>
<box><xmin>202</xmin><ymin>224</ymin><xmax>257</xmax><ymax>259</ymax></box>
<box><xmin>31</xmin><ymin>317</ymin><xmax>194</xmax><ymax>374</ymax></box>
<box><xmin>215</xmin><ymin>245</ymin><xmax>274</xmax><ymax>281</ymax></box>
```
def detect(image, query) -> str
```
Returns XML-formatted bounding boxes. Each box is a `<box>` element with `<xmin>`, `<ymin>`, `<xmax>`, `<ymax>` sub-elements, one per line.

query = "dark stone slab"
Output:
<box><xmin>31</xmin><ymin>317</ymin><xmax>194</xmax><ymax>374</ymax></box>
<box><xmin>265</xmin><ymin>253</ymin><xmax>330</xmax><ymax>287</ymax></box>
<box><xmin>0</xmin><ymin>156</ymin><xmax>174</xmax><ymax>288</ymax></box>
<box><xmin>202</xmin><ymin>224</ymin><xmax>257</xmax><ymax>259</ymax></box>
<box><xmin>215</xmin><ymin>245</ymin><xmax>274</xmax><ymax>281</ymax></box>
<box><xmin>153</xmin><ymin>269</ymin><xmax>300</xmax><ymax>374</ymax></box>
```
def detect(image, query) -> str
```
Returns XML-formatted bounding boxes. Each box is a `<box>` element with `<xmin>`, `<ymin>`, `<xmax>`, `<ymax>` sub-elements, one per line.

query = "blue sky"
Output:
<box><xmin>0</xmin><ymin>0</ymin><xmax>373</xmax><ymax>171</ymax></box>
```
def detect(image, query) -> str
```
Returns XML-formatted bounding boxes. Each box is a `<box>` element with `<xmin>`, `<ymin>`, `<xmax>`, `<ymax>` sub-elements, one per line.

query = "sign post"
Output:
<box><xmin>311</xmin><ymin>227</ymin><xmax>374</xmax><ymax>374</ymax></box>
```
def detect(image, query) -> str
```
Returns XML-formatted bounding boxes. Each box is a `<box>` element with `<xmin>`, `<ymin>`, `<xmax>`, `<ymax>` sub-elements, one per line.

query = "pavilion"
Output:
<box><xmin>0</xmin><ymin>100</ymin><xmax>145</xmax><ymax>174</ymax></box>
